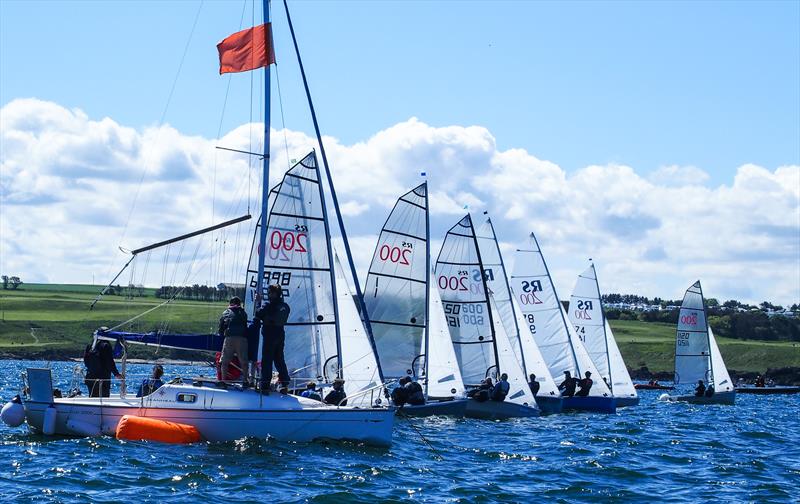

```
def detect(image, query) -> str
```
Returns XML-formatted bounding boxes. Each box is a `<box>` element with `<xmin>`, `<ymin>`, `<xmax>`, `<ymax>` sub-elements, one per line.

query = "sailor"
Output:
<box><xmin>695</xmin><ymin>379</ymin><xmax>706</xmax><ymax>397</ymax></box>
<box><xmin>255</xmin><ymin>285</ymin><xmax>291</xmax><ymax>394</ymax></box>
<box><xmin>704</xmin><ymin>384</ymin><xmax>715</xmax><ymax>397</ymax></box>
<box><xmin>490</xmin><ymin>373</ymin><xmax>510</xmax><ymax>402</ymax></box>
<box><xmin>300</xmin><ymin>381</ymin><xmax>322</xmax><ymax>401</ymax></box>
<box><xmin>576</xmin><ymin>371</ymin><xmax>593</xmax><ymax>397</ymax></box>
<box><xmin>83</xmin><ymin>338</ymin><xmax>122</xmax><ymax>398</ymax></box>
<box><xmin>558</xmin><ymin>371</ymin><xmax>578</xmax><ymax>398</ymax></box>
<box><xmin>245</xmin><ymin>318</ymin><xmax>261</xmax><ymax>385</ymax></box>
<box><xmin>404</xmin><ymin>377</ymin><xmax>425</xmax><ymax>406</ymax></box>
<box><xmin>528</xmin><ymin>373</ymin><xmax>540</xmax><ymax>396</ymax></box>
<box><xmin>136</xmin><ymin>364</ymin><xmax>165</xmax><ymax>397</ymax></box>
<box><xmin>218</xmin><ymin>296</ymin><xmax>248</xmax><ymax>383</ymax></box>
<box><xmin>324</xmin><ymin>378</ymin><xmax>347</xmax><ymax>406</ymax></box>
<box><xmin>467</xmin><ymin>377</ymin><xmax>493</xmax><ymax>402</ymax></box>
<box><xmin>755</xmin><ymin>374</ymin><xmax>766</xmax><ymax>387</ymax></box>
<box><xmin>391</xmin><ymin>377</ymin><xmax>411</xmax><ymax>406</ymax></box>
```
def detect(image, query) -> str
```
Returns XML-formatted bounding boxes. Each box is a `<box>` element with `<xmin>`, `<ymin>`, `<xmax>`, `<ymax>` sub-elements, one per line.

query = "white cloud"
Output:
<box><xmin>1</xmin><ymin>98</ymin><xmax>798</xmax><ymax>305</ymax></box>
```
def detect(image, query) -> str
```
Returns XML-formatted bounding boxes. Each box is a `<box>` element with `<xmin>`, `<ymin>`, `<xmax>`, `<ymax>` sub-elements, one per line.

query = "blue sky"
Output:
<box><xmin>2</xmin><ymin>1</ymin><xmax>798</xmax><ymax>181</ymax></box>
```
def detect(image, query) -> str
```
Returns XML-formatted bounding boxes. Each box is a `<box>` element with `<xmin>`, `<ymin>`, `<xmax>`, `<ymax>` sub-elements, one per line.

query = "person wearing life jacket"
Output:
<box><xmin>137</xmin><ymin>364</ymin><xmax>165</xmax><ymax>397</ymax></box>
<box><xmin>245</xmin><ymin>318</ymin><xmax>261</xmax><ymax>385</ymax></box>
<box><xmin>704</xmin><ymin>384</ymin><xmax>715</xmax><ymax>398</ymax></box>
<box><xmin>695</xmin><ymin>379</ymin><xmax>706</xmax><ymax>397</ymax></box>
<box><xmin>218</xmin><ymin>297</ymin><xmax>248</xmax><ymax>383</ymax></box>
<box><xmin>255</xmin><ymin>285</ymin><xmax>291</xmax><ymax>395</ymax></box>
<box><xmin>84</xmin><ymin>338</ymin><xmax>122</xmax><ymax>398</ymax></box>
<box><xmin>490</xmin><ymin>373</ymin><xmax>510</xmax><ymax>402</ymax></box>
<box><xmin>404</xmin><ymin>378</ymin><xmax>426</xmax><ymax>406</ymax></box>
<box><xmin>300</xmin><ymin>381</ymin><xmax>322</xmax><ymax>401</ymax></box>
<box><xmin>391</xmin><ymin>377</ymin><xmax>411</xmax><ymax>406</ymax></box>
<box><xmin>468</xmin><ymin>377</ymin><xmax>493</xmax><ymax>402</ymax></box>
<box><xmin>576</xmin><ymin>371</ymin><xmax>593</xmax><ymax>397</ymax></box>
<box><xmin>559</xmin><ymin>371</ymin><xmax>578</xmax><ymax>398</ymax></box>
<box><xmin>324</xmin><ymin>378</ymin><xmax>347</xmax><ymax>406</ymax></box>
<box><xmin>528</xmin><ymin>373</ymin><xmax>540</xmax><ymax>396</ymax></box>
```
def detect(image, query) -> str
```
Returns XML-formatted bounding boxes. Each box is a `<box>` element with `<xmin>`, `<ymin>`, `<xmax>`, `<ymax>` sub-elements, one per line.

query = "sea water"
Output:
<box><xmin>1</xmin><ymin>360</ymin><xmax>798</xmax><ymax>503</ymax></box>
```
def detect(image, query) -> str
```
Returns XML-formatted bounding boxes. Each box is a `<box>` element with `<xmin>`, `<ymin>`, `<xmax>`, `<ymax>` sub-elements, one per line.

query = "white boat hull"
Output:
<box><xmin>23</xmin><ymin>383</ymin><xmax>394</xmax><ymax>446</ymax></box>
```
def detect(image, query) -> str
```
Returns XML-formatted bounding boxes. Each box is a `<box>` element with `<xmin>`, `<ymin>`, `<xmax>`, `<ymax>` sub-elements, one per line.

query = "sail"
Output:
<box><xmin>334</xmin><ymin>253</ymin><xmax>383</xmax><ymax>407</ymax></box>
<box><xmin>708</xmin><ymin>327</ymin><xmax>733</xmax><ymax>392</ymax></box>
<box><xmin>475</xmin><ymin>216</ymin><xmax>560</xmax><ymax>398</ymax></box>
<box><xmin>489</xmin><ymin>293</ymin><xmax>538</xmax><ymax>408</ymax></box>
<box><xmin>510</xmin><ymin>233</ymin><xmax>612</xmax><ymax>398</ymax></box>
<box><xmin>364</xmin><ymin>183</ymin><xmax>428</xmax><ymax>380</ymax></box>
<box><xmin>245</xmin><ymin>184</ymin><xmax>282</xmax><ymax>318</ymax></box>
<box><xmin>568</xmin><ymin>264</ymin><xmax>637</xmax><ymax>400</ymax></box>
<box><xmin>426</xmin><ymin>279</ymin><xmax>466</xmax><ymax>399</ymax></box>
<box><xmin>245</xmin><ymin>152</ymin><xmax>338</xmax><ymax>383</ymax></box>
<box><xmin>434</xmin><ymin>215</ymin><xmax>495</xmax><ymax>386</ymax></box>
<box><xmin>674</xmin><ymin>281</ymin><xmax>711</xmax><ymax>385</ymax></box>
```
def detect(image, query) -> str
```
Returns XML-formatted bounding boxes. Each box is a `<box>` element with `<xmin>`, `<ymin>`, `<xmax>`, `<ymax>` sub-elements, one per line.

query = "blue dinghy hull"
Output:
<box><xmin>561</xmin><ymin>396</ymin><xmax>617</xmax><ymax>413</ymax></box>
<box><xmin>464</xmin><ymin>399</ymin><xmax>539</xmax><ymax>419</ymax></box>
<box><xmin>396</xmin><ymin>399</ymin><xmax>468</xmax><ymax>418</ymax></box>
<box><xmin>535</xmin><ymin>395</ymin><xmax>563</xmax><ymax>414</ymax></box>
<box><xmin>615</xmin><ymin>396</ymin><xmax>640</xmax><ymax>407</ymax></box>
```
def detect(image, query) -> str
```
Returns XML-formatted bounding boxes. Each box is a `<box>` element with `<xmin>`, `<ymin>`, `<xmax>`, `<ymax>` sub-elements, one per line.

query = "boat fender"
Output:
<box><xmin>43</xmin><ymin>403</ymin><xmax>57</xmax><ymax>435</ymax></box>
<box><xmin>66</xmin><ymin>418</ymin><xmax>101</xmax><ymax>437</ymax></box>
<box><xmin>115</xmin><ymin>415</ymin><xmax>202</xmax><ymax>444</ymax></box>
<box><xmin>1</xmin><ymin>395</ymin><xmax>25</xmax><ymax>427</ymax></box>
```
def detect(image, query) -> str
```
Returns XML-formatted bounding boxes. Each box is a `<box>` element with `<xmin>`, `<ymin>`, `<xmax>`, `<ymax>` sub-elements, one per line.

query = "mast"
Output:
<box><xmin>592</xmin><ymin>262</ymin><xmax>613</xmax><ymax>394</ymax></box>
<box><xmin>468</xmin><ymin>214</ymin><xmax>502</xmax><ymax>377</ymax></box>
<box><xmin>422</xmin><ymin>182</ymin><xmax>431</xmax><ymax>397</ymax></box>
<box><xmin>254</xmin><ymin>0</ymin><xmax>272</xmax><ymax>311</ymax></box>
<box><xmin>699</xmin><ymin>281</ymin><xmax>714</xmax><ymax>386</ymax></box>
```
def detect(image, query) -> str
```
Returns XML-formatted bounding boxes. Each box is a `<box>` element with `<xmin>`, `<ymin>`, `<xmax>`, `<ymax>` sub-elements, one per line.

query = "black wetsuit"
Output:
<box><xmin>576</xmin><ymin>378</ymin><xmax>593</xmax><ymax>397</ymax></box>
<box><xmin>559</xmin><ymin>377</ymin><xmax>578</xmax><ymax>398</ymax></box>
<box><xmin>695</xmin><ymin>383</ymin><xmax>706</xmax><ymax>397</ymax></box>
<box><xmin>255</xmin><ymin>297</ymin><xmax>291</xmax><ymax>390</ymax></box>
<box><xmin>84</xmin><ymin>340</ymin><xmax>119</xmax><ymax>398</ymax></box>
<box><xmin>529</xmin><ymin>380</ymin><xmax>540</xmax><ymax>396</ymax></box>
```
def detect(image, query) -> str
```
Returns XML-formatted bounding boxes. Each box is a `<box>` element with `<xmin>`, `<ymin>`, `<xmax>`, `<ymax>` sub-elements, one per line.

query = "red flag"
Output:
<box><xmin>217</xmin><ymin>23</ymin><xmax>275</xmax><ymax>75</ymax></box>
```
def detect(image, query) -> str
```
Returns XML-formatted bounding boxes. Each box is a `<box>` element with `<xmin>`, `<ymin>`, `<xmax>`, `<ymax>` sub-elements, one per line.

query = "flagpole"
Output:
<box><xmin>255</xmin><ymin>0</ymin><xmax>272</xmax><ymax>309</ymax></box>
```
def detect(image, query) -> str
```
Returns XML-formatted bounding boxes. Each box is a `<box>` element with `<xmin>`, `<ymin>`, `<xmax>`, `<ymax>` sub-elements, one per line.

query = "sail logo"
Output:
<box><xmin>520</xmin><ymin>280</ymin><xmax>543</xmax><ymax>293</ymax></box>
<box><xmin>481</xmin><ymin>268</ymin><xmax>495</xmax><ymax>281</ymax></box>
<box><xmin>518</xmin><ymin>279</ymin><xmax>543</xmax><ymax>305</ymax></box>
<box><xmin>680</xmin><ymin>312</ymin><xmax>698</xmax><ymax>326</ymax></box>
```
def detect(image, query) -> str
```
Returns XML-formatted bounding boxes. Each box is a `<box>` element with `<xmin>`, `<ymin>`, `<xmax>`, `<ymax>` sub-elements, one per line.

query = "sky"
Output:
<box><xmin>1</xmin><ymin>0</ymin><xmax>799</xmax><ymax>305</ymax></box>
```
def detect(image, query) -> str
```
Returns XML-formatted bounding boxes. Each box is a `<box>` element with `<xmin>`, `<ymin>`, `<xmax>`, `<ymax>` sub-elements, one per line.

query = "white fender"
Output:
<box><xmin>42</xmin><ymin>404</ymin><xmax>57</xmax><ymax>435</ymax></box>
<box><xmin>1</xmin><ymin>396</ymin><xmax>25</xmax><ymax>427</ymax></box>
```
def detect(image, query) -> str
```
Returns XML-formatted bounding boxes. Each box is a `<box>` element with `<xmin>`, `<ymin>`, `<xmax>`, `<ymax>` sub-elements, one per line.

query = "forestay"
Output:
<box><xmin>568</xmin><ymin>264</ymin><xmax>637</xmax><ymax>399</ymax></box>
<box><xmin>364</xmin><ymin>183</ymin><xmax>428</xmax><ymax>380</ymax></box>
<box><xmin>475</xmin><ymin>216</ymin><xmax>559</xmax><ymax>398</ymax></box>
<box><xmin>426</xmin><ymin>279</ymin><xmax>466</xmax><ymax>399</ymax></box>
<box><xmin>509</xmin><ymin>233</ymin><xmax>612</xmax><ymax>398</ymax></box>
<box><xmin>245</xmin><ymin>152</ymin><xmax>339</xmax><ymax>383</ymax></box>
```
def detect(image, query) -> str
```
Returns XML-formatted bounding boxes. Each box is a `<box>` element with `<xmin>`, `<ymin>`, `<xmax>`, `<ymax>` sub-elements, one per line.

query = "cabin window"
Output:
<box><xmin>176</xmin><ymin>393</ymin><xmax>197</xmax><ymax>403</ymax></box>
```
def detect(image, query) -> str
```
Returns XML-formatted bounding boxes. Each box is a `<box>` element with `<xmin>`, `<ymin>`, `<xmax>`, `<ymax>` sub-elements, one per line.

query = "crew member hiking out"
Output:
<box><xmin>559</xmin><ymin>371</ymin><xmax>578</xmax><ymax>398</ymax></box>
<box><xmin>255</xmin><ymin>284</ymin><xmax>291</xmax><ymax>394</ymax></box>
<box><xmin>576</xmin><ymin>371</ymin><xmax>593</xmax><ymax>397</ymax></box>
<box><xmin>490</xmin><ymin>373</ymin><xmax>510</xmax><ymax>402</ymax></box>
<box><xmin>219</xmin><ymin>297</ymin><xmax>248</xmax><ymax>383</ymax></box>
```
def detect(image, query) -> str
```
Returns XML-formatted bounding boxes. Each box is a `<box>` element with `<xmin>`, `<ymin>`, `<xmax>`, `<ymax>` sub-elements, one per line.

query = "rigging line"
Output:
<box><xmin>274</xmin><ymin>64</ymin><xmax>292</xmax><ymax>170</ymax></box>
<box><xmin>395</xmin><ymin>409</ymin><xmax>445</xmax><ymax>462</ymax></box>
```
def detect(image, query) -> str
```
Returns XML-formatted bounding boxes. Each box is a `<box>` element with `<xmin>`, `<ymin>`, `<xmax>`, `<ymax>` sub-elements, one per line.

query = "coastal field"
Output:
<box><xmin>1</xmin><ymin>284</ymin><xmax>798</xmax><ymax>372</ymax></box>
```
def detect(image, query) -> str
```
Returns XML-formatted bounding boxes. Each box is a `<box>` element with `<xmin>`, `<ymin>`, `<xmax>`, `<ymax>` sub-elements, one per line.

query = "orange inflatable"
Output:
<box><xmin>115</xmin><ymin>415</ymin><xmax>202</xmax><ymax>444</ymax></box>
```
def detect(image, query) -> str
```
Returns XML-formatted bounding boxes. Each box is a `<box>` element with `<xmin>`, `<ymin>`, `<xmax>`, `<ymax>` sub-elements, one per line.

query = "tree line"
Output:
<box><xmin>154</xmin><ymin>284</ymin><xmax>245</xmax><ymax>302</ymax></box>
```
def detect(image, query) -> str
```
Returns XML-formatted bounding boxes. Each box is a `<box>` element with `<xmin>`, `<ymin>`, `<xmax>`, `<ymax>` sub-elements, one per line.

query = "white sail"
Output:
<box><xmin>510</xmin><ymin>233</ymin><xmax>612</xmax><ymax>398</ymax></box>
<box><xmin>568</xmin><ymin>264</ymin><xmax>637</xmax><ymax>400</ymax></box>
<box><xmin>364</xmin><ymin>183</ymin><xmax>428</xmax><ymax>380</ymax></box>
<box><xmin>426</xmin><ymin>280</ymin><xmax>466</xmax><ymax>399</ymax></box>
<box><xmin>246</xmin><ymin>152</ymin><xmax>338</xmax><ymax>383</ymax></box>
<box><xmin>708</xmin><ymin>327</ymin><xmax>733</xmax><ymax>392</ymax></box>
<box><xmin>333</xmin><ymin>253</ymin><xmax>383</xmax><ymax>408</ymax></box>
<box><xmin>475</xmin><ymin>216</ymin><xmax>559</xmax><ymax>398</ymax></box>
<box><xmin>674</xmin><ymin>281</ymin><xmax>711</xmax><ymax>385</ymax></box>
<box><xmin>489</xmin><ymin>293</ymin><xmax>538</xmax><ymax>408</ymax></box>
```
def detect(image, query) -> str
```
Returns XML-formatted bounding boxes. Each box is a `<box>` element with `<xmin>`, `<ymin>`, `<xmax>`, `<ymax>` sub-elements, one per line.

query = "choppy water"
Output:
<box><xmin>1</xmin><ymin>360</ymin><xmax>799</xmax><ymax>503</ymax></box>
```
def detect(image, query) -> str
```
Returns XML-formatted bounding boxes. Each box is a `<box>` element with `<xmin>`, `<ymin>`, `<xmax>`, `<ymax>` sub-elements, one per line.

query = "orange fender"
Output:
<box><xmin>116</xmin><ymin>415</ymin><xmax>202</xmax><ymax>444</ymax></box>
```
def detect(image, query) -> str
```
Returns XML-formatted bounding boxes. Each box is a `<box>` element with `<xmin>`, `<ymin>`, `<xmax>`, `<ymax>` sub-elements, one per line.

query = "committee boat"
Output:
<box><xmin>364</xmin><ymin>183</ymin><xmax>468</xmax><ymax>417</ymax></box>
<box><xmin>663</xmin><ymin>281</ymin><xmax>735</xmax><ymax>406</ymax></box>
<box><xmin>6</xmin><ymin>0</ymin><xmax>394</xmax><ymax>446</ymax></box>
<box><xmin>567</xmin><ymin>263</ymin><xmax>639</xmax><ymax>407</ymax></box>
<box><xmin>434</xmin><ymin>215</ymin><xmax>539</xmax><ymax>419</ymax></box>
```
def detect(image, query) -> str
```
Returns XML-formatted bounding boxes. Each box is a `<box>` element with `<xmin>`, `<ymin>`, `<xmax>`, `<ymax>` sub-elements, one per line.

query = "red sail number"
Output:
<box><xmin>378</xmin><ymin>245</ymin><xmax>411</xmax><ymax>265</ymax></box>
<box><xmin>269</xmin><ymin>230</ymin><xmax>308</xmax><ymax>253</ymax></box>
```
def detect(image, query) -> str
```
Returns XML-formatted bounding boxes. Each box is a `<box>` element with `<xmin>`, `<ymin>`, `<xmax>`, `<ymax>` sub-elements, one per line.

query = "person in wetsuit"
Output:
<box><xmin>559</xmin><ymin>371</ymin><xmax>578</xmax><ymax>398</ymax></box>
<box><xmin>468</xmin><ymin>378</ymin><xmax>493</xmax><ymax>402</ymax></box>
<box><xmin>576</xmin><ymin>371</ymin><xmax>593</xmax><ymax>397</ymax></box>
<box><xmin>490</xmin><ymin>373</ymin><xmax>510</xmax><ymax>402</ymax></box>
<box><xmin>528</xmin><ymin>373</ymin><xmax>540</xmax><ymax>396</ymax></box>
<box><xmin>255</xmin><ymin>285</ymin><xmax>291</xmax><ymax>394</ymax></box>
<box><xmin>695</xmin><ymin>379</ymin><xmax>706</xmax><ymax>397</ymax></box>
<box><xmin>84</xmin><ymin>338</ymin><xmax>122</xmax><ymax>398</ymax></box>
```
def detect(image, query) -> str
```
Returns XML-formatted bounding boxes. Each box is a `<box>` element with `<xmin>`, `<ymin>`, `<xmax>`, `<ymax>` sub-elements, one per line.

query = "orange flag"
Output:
<box><xmin>217</xmin><ymin>23</ymin><xmax>275</xmax><ymax>74</ymax></box>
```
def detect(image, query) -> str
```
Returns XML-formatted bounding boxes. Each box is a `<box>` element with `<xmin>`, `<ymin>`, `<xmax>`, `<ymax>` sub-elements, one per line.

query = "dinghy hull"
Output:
<box><xmin>664</xmin><ymin>391</ymin><xmax>736</xmax><ymax>405</ymax></box>
<box><xmin>615</xmin><ymin>396</ymin><xmax>640</xmax><ymax>407</ymax></box>
<box><xmin>464</xmin><ymin>399</ymin><xmax>539</xmax><ymax>419</ymax></box>
<box><xmin>396</xmin><ymin>399</ymin><xmax>468</xmax><ymax>418</ymax></box>
<box><xmin>22</xmin><ymin>384</ymin><xmax>394</xmax><ymax>446</ymax></box>
<box><xmin>561</xmin><ymin>396</ymin><xmax>617</xmax><ymax>413</ymax></box>
<box><xmin>534</xmin><ymin>395</ymin><xmax>563</xmax><ymax>414</ymax></box>
<box><xmin>735</xmin><ymin>386</ymin><xmax>800</xmax><ymax>395</ymax></box>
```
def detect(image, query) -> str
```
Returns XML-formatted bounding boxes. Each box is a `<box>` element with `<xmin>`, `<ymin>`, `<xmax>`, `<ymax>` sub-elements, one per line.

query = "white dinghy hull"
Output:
<box><xmin>23</xmin><ymin>383</ymin><xmax>394</xmax><ymax>446</ymax></box>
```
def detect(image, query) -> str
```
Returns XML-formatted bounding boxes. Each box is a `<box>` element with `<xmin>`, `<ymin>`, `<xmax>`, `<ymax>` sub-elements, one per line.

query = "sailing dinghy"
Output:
<box><xmin>567</xmin><ymin>263</ymin><xmax>639</xmax><ymax>407</ymax></box>
<box><xmin>435</xmin><ymin>215</ymin><xmax>539</xmax><ymax>419</ymax></box>
<box><xmin>509</xmin><ymin>233</ymin><xmax>616</xmax><ymax>413</ymax></box>
<box><xmin>475</xmin><ymin>214</ymin><xmax>563</xmax><ymax>414</ymax></box>
<box><xmin>663</xmin><ymin>281</ymin><xmax>735</xmax><ymax>405</ymax></box>
<box><xmin>15</xmin><ymin>0</ymin><xmax>394</xmax><ymax>446</ymax></box>
<box><xmin>364</xmin><ymin>183</ymin><xmax>468</xmax><ymax>417</ymax></box>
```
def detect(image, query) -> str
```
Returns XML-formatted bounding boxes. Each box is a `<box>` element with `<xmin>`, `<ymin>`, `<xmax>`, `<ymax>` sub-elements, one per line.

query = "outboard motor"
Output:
<box><xmin>1</xmin><ymin>395</ymin><xmax>25</xmax><ymax>427</ymax></box>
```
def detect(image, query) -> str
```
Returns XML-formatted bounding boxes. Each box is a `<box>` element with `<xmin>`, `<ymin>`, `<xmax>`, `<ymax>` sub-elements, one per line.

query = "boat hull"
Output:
<box><xmin>534</xmin><ymin>395</ymin><xmax>563</xmax><ymax>414</ymax></box>
<box><xmin>561</xmin><ymin>396</ymin><xmax>617</xmax><ymax>413</ymax></box>
<box><xmin>735</xmin><ymin>386</ymin><xmax>800</xmax><ymax>395</ymax></box>
<box><xmin>396</xmin><ymin>399</ymin><xmax>468</xmax><ymax>418</ymax></box>
<box><xmin>664</xmin><ymin>391</ymin><xmax>736</xmax><ymax>405</ymax></box>
<box><xmin>634</xmin><ymin>384</ymin><xmax>674</xmax><ymax>391</ymax></box>
<box><xmin>464</xmin><ymin>399</ymin><xmax>539</xmax><ymax>419</ymax></box>
<box><xmin>615</xmin><ymin>396</ymin><xmax>640</xmax><ymax>407</ymax></box>
<box><xmin>22</xmin><ymin>384</ymin><xmax>394</xmax><ymax>446</ymax></box>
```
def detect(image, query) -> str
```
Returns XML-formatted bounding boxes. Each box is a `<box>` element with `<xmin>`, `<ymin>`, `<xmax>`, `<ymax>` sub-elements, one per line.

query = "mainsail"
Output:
<box><xmin>435</xmin><ymin>214</ymin><xmax>536</xmax><ymax>408</ymax></box>
<box><xmin>364</xmin><ymin>183</ymin><xmax>428</xmax><ymax>380</ymax></box>
<box><xmin>568</xmin><ymin>263</ymin><xmax>637</xmax><ymax>400</ymax></box>
<box><xmin>674</xmin><ymin>280</ymin><xmax>732</xmax><ymax>392</ymax></box>
<box><xmin>475</xmin><ymin>215</ymin><xmax>560</xmax><ymax>398</ymax></box>
<box><xmin>509</xmin><ymin>233</ymin><xmax>612</xmax><ymax>398</ymax></box>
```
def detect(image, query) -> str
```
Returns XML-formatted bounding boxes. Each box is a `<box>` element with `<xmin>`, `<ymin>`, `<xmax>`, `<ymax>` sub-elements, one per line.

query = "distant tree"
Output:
<box><xmin>9</xmin><ymin>276</ymin><xmax>22</xmax><ymax>290</ymax></box>
<box><xmin>1</xmin><ymin>275</ymin><xmax>8</xmax><ymax>289</ymax></box>
<box><xmin>706</xmin><ymin>298</ymin><xmax>719</xmax><ymax>307</ymax></box>
<box><xmin>791</xmin><ymin>303</ymin><xmax>799</xmax><ymax>312</ymax></box>
<box><xmin>722</xmin><ymin>299</ymin><xmax>739</xmax><ymax>309</ymax></box>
